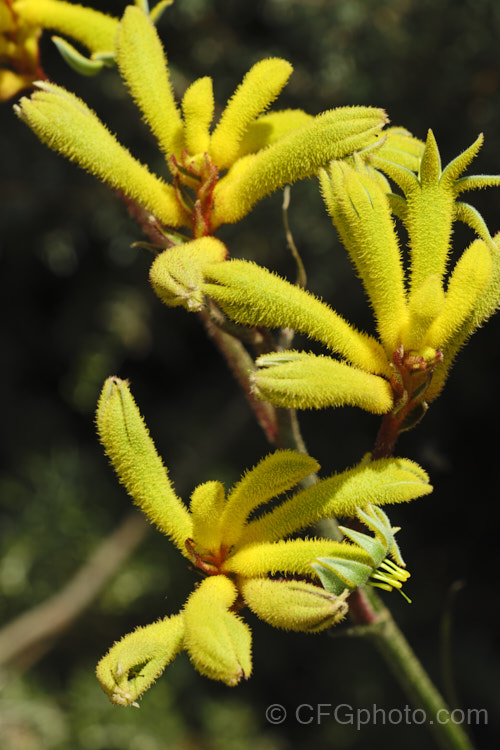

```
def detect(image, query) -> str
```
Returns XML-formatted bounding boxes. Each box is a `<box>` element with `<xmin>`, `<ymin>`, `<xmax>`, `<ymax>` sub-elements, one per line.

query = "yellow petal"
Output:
<box><xmin>0</xmin><ymin>69</ymin><xmax>37</xmax><ymax>100</ymax></box>
<box><xmin>212</xmin><ymin>106</ymin><xmax>387</xmax><ymax>226</ymax></box>
<box><xmin>425</xmin><ymin>233</ymin><xmax>500</xmax><ymax>402</ymax></box>
<box><xmin>418</xmin><ymin>129</ymin><xmax>442</xmax><ymax>186</ymax></box>
<box><xmin>238</xmin><ymin>457</ymin><xmax>432</xmax><ymax>547</ymax></box>
<box><xmin>150</xmin><ymin>237</ymin><xmax>228</xmax><ymax>312</ymax></box>
<box><xmin>115</xmin><ymin>5</ymin><xmax>184</xmax><ymax>158</ymax></box>
<box><xmin>241</xmin><ymin>577</ymin><xmax>348</xmax><ymax>633</ymax></box>
<box><xmin>15</xmin><ymin>82</ymin><xmax>187</xmax><ymax>227</ymax></box>
<box><xmin>203</xmin><ymin>259</ymin><xmax>391</xmax><ymax>376</ymax></box>
<box><xmin>426</xmin><ymin>239</ymin><xmax>493</xmax><ymax>349</ymax></box>
<box><xmin>462</xmin><ymin>231</ymin><xmax>500</xmax><ymax>330</ymax></box>
<box><xmin>209</xmin><ymin>57</ymin><xmax>293</xmax><ymax>170</ymax></box>
<box><xmin>371</xmin><ymin>131</ymin><xmax>459</xmax><ymax>293</ymax></box>
<box><xmin>190</xmin><ymin>481</ymin><xmax>226</xmax><ymax>551</ymax></box>
<box><xmin>236</xmin><ymin>109</ymin><xmax>314</xmax><ymax>158</ymax></box>
<box><xmin>320</xmin><ymin>161</ymin><xmax>408</xmax><ymax>353</ymax></box>
<box><xmin>96</xmin><ymin>614</ymin><xmax>185</xmax><ymax>706</ymax></box>
<box><xmin>402</xmin><ymin>275</ymin><xmax>445</xmax><ymax>351</ymax></box>
<box><xmin>407</xmin><ymin>196</ymin><xmax>454</xmax><ymax>294</ymax></box>
<box><xmin>253</xmin><ymin>352</ymin><xmax>393</xmax><ymax>414</ymax></box>
<box><xmin>183</xmin><ymin>576</ymin><xmax>252</xmax><ymax>685</ymax></box>
<box><xmin>14</xmin><ymin>0</ymin><xmax>117</xmax><ymax>54</ymax></box>
<box><xmin>407</xmin><ymin>132</ymin><xmax>454</xmax><ymax>290</ymax></box>
<box><xmin>96</xmin><ymin>377</ymin><xmax>193</xmax><ymax>554</ymax></box>
<box><xmin>226</xmin><ymin>538</ymin><xmax>371</xmax><ymax>578</ymax></box>
<box><xmin>218</xmin><ymin>450</ymin><xmax>319</xmax><ymax>548</ymax></box>
<box><xmin>181</xmin><ymin>76</ymin><xmax>214</xmax><ymax>155</ymax></box>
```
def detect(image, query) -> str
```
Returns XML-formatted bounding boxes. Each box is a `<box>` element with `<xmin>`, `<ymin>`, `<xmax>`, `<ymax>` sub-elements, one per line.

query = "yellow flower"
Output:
<box><xmin>1</xmin><ymin>0</ymin><xmax>120</xmax><ymax>99</ymax></box>
<box><xmin>95</xmin><ymin>377</ymin><xmax>431</xmax><ymax>703</ymax></box>
<box><xmin>193</xmin><ymin>132</ymin><xmax>500</xmax><ymax>439</ymax></box>
<box><xmin>1</xmin><ymin>0</ymin><xmax>43</xmax><ymax>99</ymax></box>
<box><xmin>15</xmin><ymin>4</ymin><xmax>387</xmax><ymax>238</ymax></box>
<box><xmin>321</xmin><ymin>130</ymin><xmax>500</xmax><ymax>406</ymax></box>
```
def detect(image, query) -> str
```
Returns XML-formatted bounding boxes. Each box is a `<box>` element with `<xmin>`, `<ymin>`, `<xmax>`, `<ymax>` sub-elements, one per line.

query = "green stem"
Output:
<box><xmin>440</xmin><ymin>581</ymin><xmax>466</xmax><ymax>710</ymax></box>
<box><xmin>364</xmin><ymin>604</ymin><xmax>474</xmax><ymax>750</ymax></box>
<box><xmin>199</xmin><ymin>302</ymin><xmax>471</xmax><ymax>749</ymax></box>
<box><xmin>366</xmin><ymin>403</ymin><xmax>475</xmax><ymax>749</ymax></box>
<box><xmin>274</xmin><ymin>407</ymin><xmax>307</xmax><ymax>453</ymax></box>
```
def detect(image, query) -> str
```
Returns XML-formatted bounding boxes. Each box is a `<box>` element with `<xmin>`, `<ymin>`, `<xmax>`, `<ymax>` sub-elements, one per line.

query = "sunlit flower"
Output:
<box><xmin>187</xmin><ymin>132</ymin><xmax>500</xmax><ymax>446</ymax></box>
<box><xmin>95</xmin><ymin>377</ymin><xmax>431</xmax><ymax>704</ymax></box>
<box><xmin>1</xmin><ymin>0</ymin><xmax>42</xmax><ymax>99</ymax></box>
<box><xmin>15</xmin><ymin>4</ymin><xmax>387</xmax><ymax>239</ymax></box>
<box><xmin>1</xmin><ymin>0</ymin><xmax>120</xmax><ymax>99</ymax></box>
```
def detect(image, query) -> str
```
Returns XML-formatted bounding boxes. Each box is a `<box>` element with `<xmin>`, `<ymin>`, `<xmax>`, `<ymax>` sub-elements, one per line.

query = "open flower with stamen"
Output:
<box><xmin>95</xmin><ymin>377</ymin><xmax>431</xmax><ymax>704</ymax></box>
<box><xmin>313</xmin><ymin>504</ymin><xmax>412</xmax><ymax>602</ymax></box>
<box><xmin>15</xmin><ymin>4</ymin><xmax>388</xmax><ymax>239</ymax></box>
<box><xmin>191</xmin><ymin>132</ymin><xmax>500</xmax><ymax>447</ymax></box>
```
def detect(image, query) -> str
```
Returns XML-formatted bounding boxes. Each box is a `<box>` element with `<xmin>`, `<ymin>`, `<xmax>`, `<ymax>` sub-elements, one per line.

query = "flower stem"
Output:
<box><xmin>198</xmin><ymin>303</ymin><xmax>472</xmax><ymax>749</ymax></box>
<box><xmin>372</xmin><ymin>412</ymin><xmax>401</xmax><ymax>459</ymax></box>
<box><xmin>364</xmin><ymin>605</ymin><xmax>474</xmax><ymax>750</ymax></box>
<box><xmin>366</xmin><ymin>404</ymin><xmax>475</xmax><ymax>749</ymax></box>
<box><xmin>197</xmin><ymin>307</ymin><xmax>279</xmax><ymax>443</ymax></box>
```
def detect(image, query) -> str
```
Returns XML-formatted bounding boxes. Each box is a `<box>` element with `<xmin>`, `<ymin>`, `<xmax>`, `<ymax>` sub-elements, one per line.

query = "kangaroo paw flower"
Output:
<box><xmin>96</xmin><ymin>614</ymin><xmax>185</xmax><ymax>706</ymax></box>
<box><xmin>240</xmin><ymin>578</ymin><xmax>349</xmax><ymax>633</ymax></box>
<box><xmin>15</xmin><ymin>4</ymin><xmax>388</xmax><ymax>236</ymax></box>
<box><xmin>183</xmin><ymin>576</ymin><xmax>252</xmax><ymax>686</ymax></box>
<box><xmin>94</xmin><ymin>378</ymin><xmax>431</xmax><ymax>701</ymax></box>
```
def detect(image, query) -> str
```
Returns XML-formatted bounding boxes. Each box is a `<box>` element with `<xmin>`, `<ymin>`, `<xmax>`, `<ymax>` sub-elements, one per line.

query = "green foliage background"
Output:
<box><xmin>1</xmin><ymin>1</ymin><xmax>499</xmax><ymax>748</ymax></box>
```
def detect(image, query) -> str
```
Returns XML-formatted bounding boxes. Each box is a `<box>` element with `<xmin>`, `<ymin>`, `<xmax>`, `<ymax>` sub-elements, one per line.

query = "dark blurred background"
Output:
<box><xmin>1</xmin><ymin>0</ymin><xmax>499</xmax><ymax>748</ymax></box>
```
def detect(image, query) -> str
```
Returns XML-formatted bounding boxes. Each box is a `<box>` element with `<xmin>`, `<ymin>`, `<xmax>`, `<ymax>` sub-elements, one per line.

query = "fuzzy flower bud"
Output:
<box><xmin>183</xmin><ymin>576</ymin><xmax>252</xmax><ymax>686</ymax></box>
<box><xmin>96</xmin><ymin>614</ymin><xmax>185</xmax><ymax>707</ymax></box>
<box><xmin>150</xmin><ymin>237</ymin><xmax>227</xmax><ymax>311</ymax></box>
<box><xmin>241</xmin><ymin>577</ymin><xmax>349</xmax><ymax>633</ymax></box>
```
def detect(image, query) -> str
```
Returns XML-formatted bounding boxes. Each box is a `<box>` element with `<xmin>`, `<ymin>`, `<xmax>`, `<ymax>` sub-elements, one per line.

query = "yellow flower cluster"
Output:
<box><xmin>15</xmin><ymin>4</ymin><xmax>387</xmax><ymax>236</ymax></box>
<box><xmin>95</xmin><ymin>378</ymin><xmax>431</xmax><ymax>703</ymax></box>
<box><xmin>1</xmin><ymin>0</ymin><xmax>119</xmax><ymax>98</ymax></box>
<box><xmin>12</xmin><ymin>1</ymin><xmax>500</xmax><ymax>712</ymax></box>
<box><xmin>151</xmin><ymin>132</ymin><xmax>500</xmax><ymax>433</ymax></box>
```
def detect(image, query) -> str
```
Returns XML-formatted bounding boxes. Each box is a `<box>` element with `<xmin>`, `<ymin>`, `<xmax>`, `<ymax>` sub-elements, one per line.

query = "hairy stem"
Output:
<box><xmin>197</xmin><ymin>306</ymin><xmax>279</xmax><ymax>443</ymax></box>
<box><xmin>339</xmin><ymin>589</ymin><xmax>474</xmax><ymax>749</ymax></box>
<box><xmin>137</xmin><ymin>212</ymin><xmax>471</xmax><ymax>747</ymax></box>
<box><xmin>198</xmin><ymin>301</ymin><xmax>473</xmax><ymax>749</ymax></box>
<box><xmin>359</xmin><ymin>399</ymin><xmax>474</xmax><ymax>749</ymax></box>
<box><xmin>368</xmin><ymin>608</ymin><xmax>474</xmax><ymax>750</ymax></box>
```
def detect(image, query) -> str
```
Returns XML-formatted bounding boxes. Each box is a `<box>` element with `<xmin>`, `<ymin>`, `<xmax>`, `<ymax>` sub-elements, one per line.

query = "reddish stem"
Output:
<box><xmin>347</xmin><ymin>587</ymin><xmax>379</xmax><ymax>625</ymax></box>
<box><xmin>372</xmin><ymin>413</ymin><xmax>401</xmax><ymax>460</ymax></box>
<box><xmin>197</xmin><ymin>308</ymin><xmax>279</xmax><ymax>444</ymax></box>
